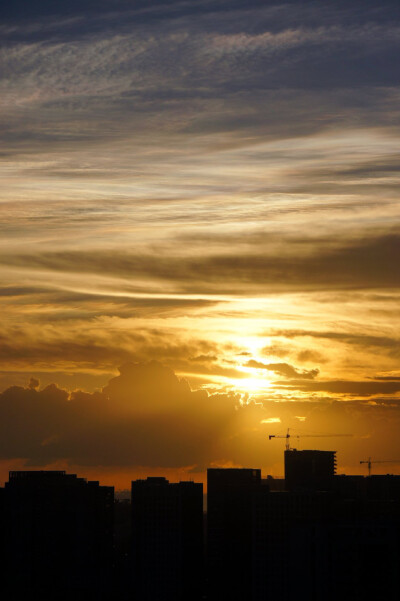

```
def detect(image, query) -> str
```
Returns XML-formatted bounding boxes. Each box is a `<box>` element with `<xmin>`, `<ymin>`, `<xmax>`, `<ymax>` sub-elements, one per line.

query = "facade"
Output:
<box><xmin>253</xmin><ymin>473</ymin><xmax>400</xmax><ymax>601</ymax></box>
<box><xmin>208</xmin><ymin>462</ymin><xmax>400</xmax><ymax>601</ymax></box>
<box><xmin>0</xmin><ymin>487</ymin><xmax>4</xmax><ymax>589</ymax></box>
<box><xmin>131</xmin><ymin>477</ymin><xmax>203</xmax><ymax>601</ymax></box>
<box><xmin>207</xmin><ymin>468</ymin><xmax>262</xmax><ymax>601</ymax></box>
<box><xmin>315</xmin><ymin>515</ymin><xmax>399</xmax><ymax>601</ymax></box>
<box><xmin>252</xmin><ymin>488</ymin><xmax>332</xmax><ymax>601</ymax></box>
<box><xmin>284</xmin><ymin>449</ymin><xmax>336</xmax><ymax>491</ymax></box>
<box><xmin>4</xmin><ymin>470</ymin><xmax>114</xmax><ymax>600</ymax></box>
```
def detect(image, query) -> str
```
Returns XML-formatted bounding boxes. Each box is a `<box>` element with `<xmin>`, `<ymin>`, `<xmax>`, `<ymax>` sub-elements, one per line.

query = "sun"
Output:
<box><xmin>239</xmin><ymin>376</ymin><xmax>271</xmax><ymax>393</ymax></box>
<box><xmin>201</xmin><ymin>370</ymin><xmax>272</xmax><ymax>395</ymax></box>
<box><xmin>229</xmin><ymin>369</ymin><xmax>272</xmax><ymax>394</ymax></box>
<box><xmin>228</xmin><ymin>340</ymin><xmax>273</xmax><ymax>394</ymax></box>
<box><xmin>237</xmin><ymin>334</ymin><xmax>270</xmax><ymax>357</ymax></box>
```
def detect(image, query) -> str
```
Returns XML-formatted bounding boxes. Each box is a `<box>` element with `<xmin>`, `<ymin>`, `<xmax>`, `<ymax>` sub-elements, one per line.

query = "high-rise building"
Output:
<box><xmin>4</xmin><ymin>470</ymin><xmax>114</xmax><ymax>601</ymax></box>
<box><xmin>254</xmin><ymin>463</ymin><xmax>400</xmax><ymax>601</ymax></box>
<box><xmin>252</xmin><ymin>486</ymin><xmax>332</xmax><ymax>601</ymax></box>
<box><xmin>131</xmin><ymin>477</ymin><xmax>203</xmax><ymax>601</ymax></box>
<box><xmin>284</xmin><ymin>449</ymin><xmax>336</xmax><ymax>491</ymax></box>
<box><xmin>0</xmin><ymin>486</ymin><xmax>4</xmax><ymax>590</ymax></box>
<box><xmin>207</xmin><ymin>468</ymin><xmax>262</xmax><ymax>601</ymax></box>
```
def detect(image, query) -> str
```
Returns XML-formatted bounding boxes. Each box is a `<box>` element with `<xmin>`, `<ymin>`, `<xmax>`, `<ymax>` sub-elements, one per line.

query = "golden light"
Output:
<box><xmin>236</xmin><ymin>334</ymin><xmax>270</xmax><ymax>358</ymax></box>
<box><xmin>227</xmin><ymin>375</ymin><xmax>272</xmax><ymax>395</ymax></box>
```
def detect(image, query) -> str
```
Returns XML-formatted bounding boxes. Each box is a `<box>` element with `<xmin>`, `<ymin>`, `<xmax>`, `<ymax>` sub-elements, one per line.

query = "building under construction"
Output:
<box><xmin>284</xmin><ymin>448</ymin><xmax>336</xmax><ymax>491</ymax></box>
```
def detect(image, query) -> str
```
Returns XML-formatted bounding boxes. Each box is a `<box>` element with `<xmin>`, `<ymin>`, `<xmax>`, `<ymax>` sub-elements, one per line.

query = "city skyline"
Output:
<box><xmin>1</xmin><ymin>0</ymin><xmax>399</xmax><ymax>487</ymax></box>
<box><xmin>4</xmin><ymin>460</ymin><xmax>399</xmax><ymax>600</ymax></box>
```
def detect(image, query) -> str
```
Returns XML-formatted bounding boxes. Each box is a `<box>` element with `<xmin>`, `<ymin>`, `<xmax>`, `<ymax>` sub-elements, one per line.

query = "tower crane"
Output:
<box><xmin>359</xmin><ymin>457</ymin><xmax>400</xmax><ymax>477</ymax></box>
<box><xmin>268</xmin><ymin>428</ymin><xmax>352</xmax><ymax>451</ymax></box>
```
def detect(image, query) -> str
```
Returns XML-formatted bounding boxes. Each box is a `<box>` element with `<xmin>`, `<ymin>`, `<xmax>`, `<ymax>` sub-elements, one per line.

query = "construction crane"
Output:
<box><xmin>268</xmin><ymin>428</ymin><xmax>352</xmax><ymax>451</ymax></box>
<box><xmin>359</xmin><ymin>457</ymin><xmax>400</xmax><ymax>477</ymax></box>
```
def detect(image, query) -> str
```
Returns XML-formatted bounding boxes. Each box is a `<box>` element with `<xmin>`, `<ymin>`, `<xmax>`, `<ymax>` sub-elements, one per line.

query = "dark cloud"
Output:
<box><xmin>275</xmin><ymin>328</ymin><xmax>400</xmax><ymax>356</ymax></box>
<box><xmin>0</xmin><ymin>326</ymin><xmax>224</xmax><ymax>374</ymax></box>
<box><xmin>270</xmin><ymin>155</ymin><xmax>400</xmax><ymax>197</ymax></box>
<box><xmin>0</xmin><ymin>287</ymin><xmax>219</xmax><ymax>322</ymax></box>
<box><xmin>0</xmin><ymin>370</ymin><xmax>111</xmax><ymax>394</ymax></box>
<box><xmin>190</xmin><ymin>354</ymin><xmax>218</xmax><ymax>363</ymax></box>
<box><xmin>0</xmin><ymin>364</ymin><xmax>400</xmax><ymax>474</ymax></box>
<box><xmin>3</xmin><ymin>232</ymin><xmax>399</xmax><ymax>293</ymax></box>
<box><xmin>296</xmin><ymin>350</ymin><xmax>327</xmax><ymax>364</ymax></box>
<box><xmin>281</xmin><ymin>379</ymin><xmax>400</xmax><ymax>396</ymax></box>
<box><xmin>0</xmin><ymin>363</ymin><xmax>238</xmax><ymax>468</ymax></box>
<box><xmin>262</xmin><ymin>344</ymin><xmax>291</xmax><ymax>359</ymax></box>
<box><xmin>0</xmin><ymin>286</ymin><xmax>52</xmax><ymax>298</ymax></box>
<box><xmin>28</xmin><ymin>377</ymin><xmax>40</xmax><ymax>390</ymax></box>
<box><xmin>2</xmin><ymin>1</ymin><xmax>399</xmax><ymax>41</ymax></box>
<box><xmin>1</xmin><ymin>0</ymin><xmax>400</xmax><ymax>162</ymax></box>
<box><xmin>247</xmin><ymin>360</ymin><xmax>319</xmax><ymax>380</ymax></box>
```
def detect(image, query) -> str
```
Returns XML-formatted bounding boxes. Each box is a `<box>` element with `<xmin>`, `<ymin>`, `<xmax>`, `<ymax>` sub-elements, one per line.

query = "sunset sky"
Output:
<box><xmin>1</xmin><ymin>0</ymin><xmax>399</xmax><ymax>488</ymax></box>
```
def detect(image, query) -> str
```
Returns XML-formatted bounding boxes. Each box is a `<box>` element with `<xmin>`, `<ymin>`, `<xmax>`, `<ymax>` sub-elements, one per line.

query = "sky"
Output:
<box><xmin>1</xmin><ymin>0</ymin><xmax>400</xmax><ymax>488</ymax></box>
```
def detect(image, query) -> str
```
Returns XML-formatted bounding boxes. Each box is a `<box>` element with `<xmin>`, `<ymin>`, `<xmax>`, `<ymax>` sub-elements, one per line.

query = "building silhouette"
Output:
<box><xmin>314</xmin><ymin>506</ymin><xmax>399</xmax><ymax>601</ymax></box>
<box><xmin>4</xmin><ymin>470</ymin><xmax>113</xmax><ymax>601</ymax></box>
<box><xmin>131</xmin><ymin>477</ymin><xmax>203</xmax><ymax>601</ymax></box>
<box><xmin>207</xmin><ymin>468</ymin><xmax>262</xmax><ymax>601</ymax></box>
<box><xmin>113</xmin><ymin>498</ymin><xmax>132</xmax><ymax>600</ymax></box>
<box><xmin>208</xmin><ymin>459</ymin><xmax>400</xmax><ymax>601</ymax></box>
<box><xmin>253</xmin><ymin>485</ymin><xmax>341</xmax><ymax>601</ymax></box>
<box><xmin>284</xmin><ymin>449</ymin><xmax>336</xmax><ymax>491</ymax></box>
<box><xmin>0</xmin><ymin>486</ymin><xmax>4</xmax><ymax>590</ymax></box>
<box><xmin>0</xmin><ymin>456</ymin><xmax>399</xmax><ymax>600</ymax></box>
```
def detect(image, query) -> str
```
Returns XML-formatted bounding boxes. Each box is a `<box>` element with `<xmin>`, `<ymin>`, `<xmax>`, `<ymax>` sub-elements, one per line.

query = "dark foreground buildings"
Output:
<box><xmin>208</xmin><ymin>450</ymin><xmax>400</xmax><ymax>601</ymax></box>
<box><xmin>207</xmin><ymin>468</ymin><xmax>261</xmax><ymax>601</ymax></box>
<box><xmin>3</xmin><ymin>471</ymin><xmax>113</xmax><ymax>601</ymax></box>
<box><xmin>1</xmin><ymin>452</ymin><xmax>399</xmax><ymax>601</ymax></box>
<box><xmin>131</xmin><ymin>477</ymin><xmax>203</xmax><ymax>601</ymax></box>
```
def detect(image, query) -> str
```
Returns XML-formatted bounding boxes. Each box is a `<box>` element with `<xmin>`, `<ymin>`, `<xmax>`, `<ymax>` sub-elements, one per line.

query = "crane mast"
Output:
<box><xmin>360</xmin><ymin>457</ymin><xmax>400</xmax><ymax>477</ymax></box>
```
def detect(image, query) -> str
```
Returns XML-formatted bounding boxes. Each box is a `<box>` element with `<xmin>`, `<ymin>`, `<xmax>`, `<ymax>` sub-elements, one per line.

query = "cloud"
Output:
<box><xmin>296</xmin><ymin>349</ymin><xmax>327</xmax><ymax>363</ymax></box>
<box><xmin>261</xmin><ymin>417</ymin><xmax>281</xmax><ymax>424</ymax></box>
<box><xmin>28</xmin><ymin>377</ymin><xmax>39</xmax><ymax>390</ymax></box>
<box><xmin>0</xmin><ymin>311</ymin><xmax>226</xmax><ymax>372</ymax></box>
<box><xmin>190</xmin><ymin>354</ymin><xmax>218</xmax><ymax>363</ymax></box>
<box><xmin>281</xmin><ymin>379</ymin><xmax>400</xmax><ymax>396</ymax></box>
<box><xmin>1</xmin><ymin>364</ymin><xmax>400</xmax><ymax>477</ymax></box>
<box><xmin>275</xmin><ymin>328</ymin><xmax>400</xmax><ymax>356</ymax></box>
<box><xmin>247</xmin><ymin>359</ymin><xmax>319</xmax><ymax>380</ymax></box>
<box><xmin>2</xmin><ymin>232</ymin><xmax>400</xmax><ymax>294</ymax></box>
<box><xmin>1</xmin><ymin>0</ymin><xmax>400</xmax><ymax>167</ymax></box>
<box><xmin>0</xmin><ymin>363</ymin><xmax>235</xmax><ymax>468</ymax></box>
<box><xmin>262</xmin><ymin>343</ymin><xmax>291</xmax><ymax>359</ymax></box>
